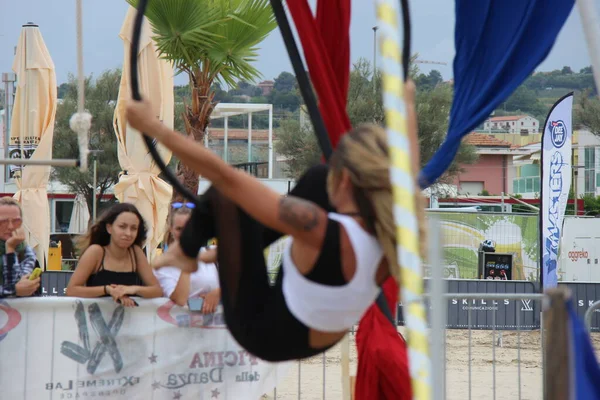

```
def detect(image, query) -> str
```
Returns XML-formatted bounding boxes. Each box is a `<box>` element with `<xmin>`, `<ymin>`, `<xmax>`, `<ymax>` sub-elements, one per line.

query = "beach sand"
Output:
<box><xmin>266</xmin><ymin>328</ymin><xmax>575</xmax><ymax>400</ymax></box>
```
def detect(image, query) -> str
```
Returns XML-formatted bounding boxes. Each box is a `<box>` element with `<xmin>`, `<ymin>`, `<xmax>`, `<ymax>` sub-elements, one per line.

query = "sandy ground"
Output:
<box><xmin>262</xmin><ymin>327</ymin><xmax>595</xmax><ymax>400</ymax></box>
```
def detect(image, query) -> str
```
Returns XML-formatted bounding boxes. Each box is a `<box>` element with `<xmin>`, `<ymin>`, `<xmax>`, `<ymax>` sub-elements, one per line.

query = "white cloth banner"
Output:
<box><xmin>541</xmin><ymin>93</ymin><xmax>574</xmax><ymax>289</ymax></box>
<box><xmin>0</xmin><ymin>298</ymin><xmax>291</xmax><ymax>400</ymax></box>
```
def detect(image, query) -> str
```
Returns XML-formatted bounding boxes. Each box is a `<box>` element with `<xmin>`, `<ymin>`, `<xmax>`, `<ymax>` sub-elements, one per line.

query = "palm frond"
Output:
<box><xmin>128</xmin><ymin>0</ymin><xmax>277</xmax><ymax>87</ymax></box>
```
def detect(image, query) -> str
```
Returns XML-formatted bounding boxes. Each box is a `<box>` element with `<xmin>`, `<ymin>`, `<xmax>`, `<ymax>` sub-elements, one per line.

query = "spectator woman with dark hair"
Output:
<box><xmin>66</xmin><ymin>203</ymin><xmax>162</xmax><ymax>307</ymax></box>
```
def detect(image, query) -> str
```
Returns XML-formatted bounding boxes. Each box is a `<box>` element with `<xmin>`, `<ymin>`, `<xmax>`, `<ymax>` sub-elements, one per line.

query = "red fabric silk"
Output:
<box><xmin>355</xmin><ymin>277</ymin><xmax>412</xmax><ymax>400</ymax></box>
<box><xmin>286</xmin><ymin>2</ymin><xmax>411</xmax><ymax>398</ymax></box>
<box><xmin>286</xmin><ymin>0</ymin><xmax>351</xmax><ymax>149</ymax></box>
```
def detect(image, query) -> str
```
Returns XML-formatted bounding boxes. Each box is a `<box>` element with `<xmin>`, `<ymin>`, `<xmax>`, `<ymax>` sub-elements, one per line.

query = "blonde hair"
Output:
<box><xmin>328</xmin><ymin>124</ymin><xmax>426</xmax><ymax>286</ymax></box>
<box><xmin>164</xmin><ymin>206</ymin><xmax>193</xmax><ymax>245</ymax></box>
<box><xmin>0</xmin><ymin>197</ymin><xmax>22</xmax><ymax>216</ymax></box>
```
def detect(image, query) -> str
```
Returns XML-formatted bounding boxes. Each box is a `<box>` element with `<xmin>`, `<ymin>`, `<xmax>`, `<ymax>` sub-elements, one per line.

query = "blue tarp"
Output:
<box><xmin>418</xmin><ymin>0</ymin><xmax>575</xmax><ymax>188</ymax></box>
<box><xmin>568</xmin><ymin>300</ymin><xmax>600</xmax><ymax>400</ymax></box>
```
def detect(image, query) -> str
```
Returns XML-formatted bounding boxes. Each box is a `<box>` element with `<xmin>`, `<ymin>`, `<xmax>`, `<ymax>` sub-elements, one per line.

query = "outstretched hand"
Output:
<box><xmin>126</xmin><ymin>99</ymin><xmax>160</xmax><ymax>136</ymax></box>
<box><xmin>153</xmin><ymin>241</ymin><xmax>199</xmax><ymax>273</ymax></box>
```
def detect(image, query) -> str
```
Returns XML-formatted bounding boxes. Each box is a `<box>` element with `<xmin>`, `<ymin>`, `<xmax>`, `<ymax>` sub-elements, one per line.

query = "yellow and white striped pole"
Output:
<box><xmin>374</xmin><ymin>0</ymin><xmax>432</xmax><ymax>399</ymax></box>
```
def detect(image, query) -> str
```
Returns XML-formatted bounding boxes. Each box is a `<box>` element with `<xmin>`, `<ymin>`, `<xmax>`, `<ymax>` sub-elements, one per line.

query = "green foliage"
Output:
<box><xmin>415</xmin><ymin>82</ymin><xmax>478</xmax><ymax>180</ymax></box>
<box><xmin>52</xmin><ymin>70</ymin><xmax>122</xmax><ymax>215</ymax></box>
<box><xmin>414</xmin><ymin>70</ymin><xmax>444</xmax><ymax>92</ymax></box>
<box><xmin>582</xmin><ymin>194</ymin><xmax>600</xmax><ymax>215</ymax></box>
<box><xmin>274</xmin><ymin>118</ymin><xmax>321</xmax><ymax>179</ymax></box>
<box><xmin>129</xmin><ymin>0</ymin><xmax>277</xmax><ymax>88</ymax></box>
<box><xmin>275</xmin><ymin>58</ymin><xmax>478</xmax><ymax>180</ymax></box>
<box><xmin>273</xmin><ymin>72</ymin><xmax>296</xmax><ymax>93</ymax></box>
<box><xmin>497</xmin><ymin>86</ymin><xmax>546</xmax><ymax>118</ymax></box>
<box><xmin>346</xmin><ymin>58</ymin><xmax>384</xmax><ymax>126</ymax></box>
<box><xmin>577</xmin><ymin>90</ymin><xmax>600</xmax><ymax>135</ymax></box>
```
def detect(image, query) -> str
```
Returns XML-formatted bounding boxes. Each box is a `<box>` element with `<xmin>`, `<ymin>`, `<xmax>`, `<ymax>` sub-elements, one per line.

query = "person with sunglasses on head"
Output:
<box><xmin>153</xmin><ymin>202</ymin><xmax>220</xmax><ymax>312</ymax></box>
<box><xmin>0</xmin><ymin>197</ymin><xmax>39</xmax><ymax>297</ymax></box>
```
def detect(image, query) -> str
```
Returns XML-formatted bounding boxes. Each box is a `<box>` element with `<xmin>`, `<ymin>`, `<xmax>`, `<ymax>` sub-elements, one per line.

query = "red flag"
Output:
<box><xmin>286</xmin><ymin>2</ymin><xmax>410</xmax><ymax>397</ymax></box>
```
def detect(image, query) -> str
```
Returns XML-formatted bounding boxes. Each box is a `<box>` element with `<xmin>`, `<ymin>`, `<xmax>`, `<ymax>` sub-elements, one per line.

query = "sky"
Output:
<box><xmin>0</xmin><ymin>0</ymin><xmax>596</xmax><ymax>86</ymax></box>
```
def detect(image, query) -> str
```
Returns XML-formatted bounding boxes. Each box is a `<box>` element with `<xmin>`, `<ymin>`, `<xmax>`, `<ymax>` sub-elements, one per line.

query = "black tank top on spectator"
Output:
<box><xmin>86</xmin><ymin>247</ymin><xmax>143</xmax><ymax>289</ymax></box>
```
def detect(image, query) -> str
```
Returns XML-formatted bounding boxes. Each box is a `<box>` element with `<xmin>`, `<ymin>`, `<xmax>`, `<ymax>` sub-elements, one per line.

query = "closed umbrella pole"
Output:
<box><xmin>113</xmin><ymin>7</ymin><xmax>174</xmax><ymax>259</ymax></box>
<box><xmin>10</xmin><ymin>23</ymin><xmax>57</xmax><ymax>268</ymax></box>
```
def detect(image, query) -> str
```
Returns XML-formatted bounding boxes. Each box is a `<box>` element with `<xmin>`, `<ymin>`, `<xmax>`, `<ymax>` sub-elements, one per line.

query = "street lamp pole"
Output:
<box><xmin>89</xmin><ymin>150</ymin><xmax>103</xmax><ymax>221</ymax></box>
<box><xmin>372</xmin><ymin>26</ymin><xmax>378</xmax><ymax>92</ymax></box>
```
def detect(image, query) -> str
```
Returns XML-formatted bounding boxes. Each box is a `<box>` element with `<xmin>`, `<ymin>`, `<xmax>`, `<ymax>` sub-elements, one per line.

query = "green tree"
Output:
<box><xmin>415</xmin><ymin>83</ymin><xmax>478</xmax><ymax>181</ymax></box>
<box><xmin>500</xmin><ymin>86</ymin><xmax>546</xmax><ymax>116</ymax></box>
<box><xmin>276</xmin><ymin>59</ymin><xmax>477</xmax><ymax>181</ymax></box>
<box><xmin>57</xmin><ymin>83</ymin><xmax>70</xmax><ymax>99</ymax></box>
<box><xmin>128</xmin><ymin>0</ymin><xmax>277</xmax><ymax>198</ymax></box>
<box><xmin>273</xmin><ymin>71</ymin><xmax>296</xmax><ymax>93</ymax></box>
<box><xmin>274</xmin><ymin>118</ymin><xmax>321</xmax><ymax>179</ymax></box>
<box><xmin>577</xmin><ymin>90</ymin><xmax>600</xmax><ymax>135</ymax></box>
<box><xmin>52</xmin><ymin>70</ymin><xmax>122</xmax><ymax>215</ymax></box>
<box><xmin>561</xmin><ymin>66</ymin><xmax>573</xmax><ymax>75</ymax></box>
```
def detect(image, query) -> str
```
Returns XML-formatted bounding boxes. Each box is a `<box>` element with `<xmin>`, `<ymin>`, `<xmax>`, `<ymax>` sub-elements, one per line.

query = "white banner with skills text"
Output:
<box><xmin>0</xmin><ymin>298</ymin><xmax>291</xmax><ymax>400</ymax></box>
<box><xmin>541</xmin><ymin>93</ymin><xmax>574</xmax><ymax>289</ymax></box>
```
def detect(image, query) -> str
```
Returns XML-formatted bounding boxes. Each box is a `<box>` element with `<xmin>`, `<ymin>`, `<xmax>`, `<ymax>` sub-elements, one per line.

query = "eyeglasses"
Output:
<box><xmin>171</xmin><ymin>202</ymin><xmax>196</xmax><ymax>209</ymax></box>
<box><xmin>0</xmin><ymin>217</ymin><xmax>22</xmax><ymax>229</ymax></box>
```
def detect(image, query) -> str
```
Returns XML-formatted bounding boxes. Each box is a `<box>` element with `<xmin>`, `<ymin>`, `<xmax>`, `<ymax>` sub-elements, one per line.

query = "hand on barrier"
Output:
<box><xmin>106</xmin><ymin>285</ymin><xmax>138</xmax><ymax>308</ymax></box>
<box><xmin>16</xmin><ymin>274</ymin><xmax>40</xmax><ymax>297</ymax></box>
<box><xmin>201</xmin><ymin>288</ymin><xmax>221</xmax><ymax>314</ymax></box>
<box><xmin>118</xmin><ymin>295</ymin><xmax>138</xmax><ymax>308</ymax></box>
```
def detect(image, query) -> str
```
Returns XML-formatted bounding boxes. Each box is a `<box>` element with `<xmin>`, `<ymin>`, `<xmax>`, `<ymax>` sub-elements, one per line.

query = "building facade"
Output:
<box><xmin>483</xmin><ymin>115</ymin><xmax>540</xmax><ymax>134</ymax></box>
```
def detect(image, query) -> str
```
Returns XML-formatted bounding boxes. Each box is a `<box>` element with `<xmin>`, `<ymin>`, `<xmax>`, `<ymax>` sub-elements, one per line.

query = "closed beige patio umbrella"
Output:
<box><xmin>113</xmin><ymin>7</ymin><xmax>174</xmax><ymax>258</ymax></box>
<box><xmin>10</xmin><ymin>23</ymin><xmax>57</xmax><ymax>268</ymax></box>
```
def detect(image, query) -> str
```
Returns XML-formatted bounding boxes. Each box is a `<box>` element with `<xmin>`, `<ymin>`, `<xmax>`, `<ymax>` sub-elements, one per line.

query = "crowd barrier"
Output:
<box><xmin>41</xmin><ymin>272</ymin><xmax>600</xmax><ymax>332</ymax></box>
<box><xmin>0</xmin><ymin>297</ymin><xmax>290</xmax><ymax>400</ymax></box>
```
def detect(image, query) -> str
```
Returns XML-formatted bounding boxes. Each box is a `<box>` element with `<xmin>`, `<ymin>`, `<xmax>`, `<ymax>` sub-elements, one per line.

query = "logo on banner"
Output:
<box><xmin>60</xmin><ymin>301</ymin><xmax>125</xmax><ymax>374</ymax></box>
<box><xmin>47</xmin><ymin>301</ymin><xmax>141</xmax><ymax>396</ymax></box>
<box><xmin>0</xmin><ymin>300</ymin><xmax>21</xmax><ymax>342</ymax></box>
<box><xmin>550</xmin><ymin>120</ymin><xmax>567</xmax><ymax>148</ymax></box>
<box><xmin>521</xmin><ymin>299</ymin><xmax>534</xmax><ymax>312</ymax></box>
<box><xmin>544</xmin><ymin>151</ymin><xmax>565</xmax><ymax>279</ymax></box>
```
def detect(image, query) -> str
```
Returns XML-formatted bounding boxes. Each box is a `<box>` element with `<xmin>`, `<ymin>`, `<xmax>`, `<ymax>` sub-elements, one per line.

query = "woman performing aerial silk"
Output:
<box><xmin>125</xmin><ymin>81</ymin><xmax>418</xmax><ymax>362</ymax></box>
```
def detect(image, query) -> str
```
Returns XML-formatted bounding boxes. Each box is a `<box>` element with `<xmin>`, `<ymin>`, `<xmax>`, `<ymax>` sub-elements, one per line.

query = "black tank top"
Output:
<box><xmin>86</xmin><ymin>247</ymin><xmax>143</xmax><ymax>289</ymax></box>
<box><xmin>304</xmin><ymin>218</ymin><xmax>346</xmax><ymax>286</ymax></box>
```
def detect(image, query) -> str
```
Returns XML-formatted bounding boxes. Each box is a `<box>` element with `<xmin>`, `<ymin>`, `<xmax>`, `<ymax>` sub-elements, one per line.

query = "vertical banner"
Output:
<box><xmin>540</xmin><ymin>93</ymin><xmax>574</xmax><ymax>289</ymax></box>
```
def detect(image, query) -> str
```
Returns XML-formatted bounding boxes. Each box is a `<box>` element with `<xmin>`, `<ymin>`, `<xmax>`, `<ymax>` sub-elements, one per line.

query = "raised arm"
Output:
<box><xmin>66</xmin><ymin>245</ymin><xmax>106</xmax><ymax>298</ymax></box>
<box><xmin>126</xmin><ymin>100</ymin><xmax>329</xmax><ymax>249</ymax></box>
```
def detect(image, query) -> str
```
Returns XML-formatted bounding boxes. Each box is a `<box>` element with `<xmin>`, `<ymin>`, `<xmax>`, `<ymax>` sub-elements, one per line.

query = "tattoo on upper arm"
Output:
<box><xmin>278</xmin><ymin>196</ymin><xmax>320</xmax><ymax>231</ymax></box>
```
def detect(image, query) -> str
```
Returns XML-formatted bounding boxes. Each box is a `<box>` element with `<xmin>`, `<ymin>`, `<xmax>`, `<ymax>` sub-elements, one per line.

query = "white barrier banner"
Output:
<box><xmin>0</xmin><ymin>298</ymin><xmax>290</xmax><ymax>400</ymax></box>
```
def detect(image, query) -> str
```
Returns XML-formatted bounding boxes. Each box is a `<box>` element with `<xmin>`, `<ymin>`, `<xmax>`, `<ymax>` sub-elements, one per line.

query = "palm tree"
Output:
<box><xmin>128</xmin><ymin>0</ymin><xmax>277</xmax><ymax>197</ymax></box>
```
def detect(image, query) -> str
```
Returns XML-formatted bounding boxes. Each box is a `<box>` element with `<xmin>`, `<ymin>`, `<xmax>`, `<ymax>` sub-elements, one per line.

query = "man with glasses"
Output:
<box><xmin>0</xmin><ymin>197</ymin><xmax>39</xmax><ymax>297</ymax></box>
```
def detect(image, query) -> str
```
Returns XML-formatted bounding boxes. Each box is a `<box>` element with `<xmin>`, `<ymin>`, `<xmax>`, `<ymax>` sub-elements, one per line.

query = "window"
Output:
<box><xmin>521</xmin><ymin>122</ymin><xmax>524</xmax><ymax>126</ymax></box>
<box><xmin>52</xmin><ymin>200</ymin><xmax>75</xmax><ymax>233</ymax></box>
<box><xmin>585</xmin><ymin>147</ymin><xmax>596</xmax><ymax>195</ymax></box>
<box><xmin>459</xmin><ymin>181</ymin><xmax>484</xmax><ymax>195</ymax></box>
<box><xmin>533</xmin><ymin>122</ymin><xmax>536</xmax><ymax>126</ymax></box>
